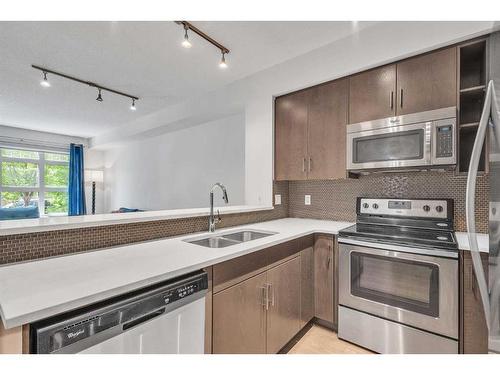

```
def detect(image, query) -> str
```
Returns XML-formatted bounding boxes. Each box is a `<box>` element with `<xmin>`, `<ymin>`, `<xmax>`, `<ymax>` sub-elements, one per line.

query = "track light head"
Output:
<box><xmin>96</xmin><ymin>88</ymin><xmax>103</xmax><ymax>102</ymax></box>
<box><xmin>219</xmin><ymin>52</ymin><xmax>228</xmax><ymax>69</ymax></box>
<box><xmin>182</xmin><ymin>27</ymin><xmax>192</xmax><ymax>48</ymax></box>
<box><xmin>40</xmin><ymin>71</ymin><xmax>51</xmax><ymax>87</ymax></box>
<box><xmin>130</xmin><ymin>98</ymin><xmax>137</xmax><ymax>111</ymax></box>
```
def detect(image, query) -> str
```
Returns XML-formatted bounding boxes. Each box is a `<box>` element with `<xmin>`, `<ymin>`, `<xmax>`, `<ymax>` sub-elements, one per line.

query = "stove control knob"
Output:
<box><xmin>423</xmin><ymin>205</ymin><xmax>430</xmax><ymax>212</ymax></box>
<box><xmin>372</xmin><ymin>203</ymin><xmax>379</xmax><ymax>209</ymax></box>
<box><xmin>362</xmin><ymin>203</ymin><xmax>369</xmax><ymax>209</ymax></box>
<box><xmin>436</xmin><ymin>205</ymin><xmax>444</xmax><ymax>213</ymax></box>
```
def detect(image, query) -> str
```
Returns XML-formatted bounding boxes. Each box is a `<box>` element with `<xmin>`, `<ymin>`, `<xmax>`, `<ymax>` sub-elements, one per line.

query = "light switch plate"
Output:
<box><xmin>274</xmin><ymin>194</ymin><xmax>282</xmax><ymax>205</ymax></box>
<box><xmin>304</xmin><ymin>195</ymin><xmax>311</xmax><ymax>205</ymax></box>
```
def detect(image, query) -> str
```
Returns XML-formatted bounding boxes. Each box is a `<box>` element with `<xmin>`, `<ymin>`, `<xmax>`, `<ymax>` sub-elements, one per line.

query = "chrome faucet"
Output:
<box><xmin>209</xmin><ymin>182</ymin><xmax>229</xmax><ymax>232</ymax></box>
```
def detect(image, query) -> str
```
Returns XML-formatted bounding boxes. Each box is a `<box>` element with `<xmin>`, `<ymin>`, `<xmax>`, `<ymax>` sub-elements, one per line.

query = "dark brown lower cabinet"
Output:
<box><xmin>314</xmin><ymin>234</ymin><xmax>336</xmax><ymax>327</ymax></box>
<box><xmin>213</xmin><ymin>272</ymin><xmax>267</xmax><ymax>354</ymax></box>
<box><xmin>266</xmin><ymin>257</ymin><xmax>301</xmax><ymax>353</ymax></box>
<box><xmin>212</xmin><ymin>236</ymin><xmax>313</xmax><ymax>354</ymax></box>
<box><xmin>300</xmin><ymin>247</ymin><xmax>314</xmax><ymax>328</ymax></box>
<box><xmin>212</xmin><ymin>257</ymin><xmax>302</xmax><ymax>354</ymax></box>
<box><xmin>461</xmin><ymin>250</ymin><xmax>489</xmax><ymax>353</ymax></box>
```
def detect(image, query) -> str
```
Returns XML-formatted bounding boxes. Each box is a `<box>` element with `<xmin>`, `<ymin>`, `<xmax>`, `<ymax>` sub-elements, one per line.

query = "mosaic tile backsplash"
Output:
<box><xmin>288</xmin><ymin>171</ymin><xmax>489</xmax><ymax>233</ymax></box>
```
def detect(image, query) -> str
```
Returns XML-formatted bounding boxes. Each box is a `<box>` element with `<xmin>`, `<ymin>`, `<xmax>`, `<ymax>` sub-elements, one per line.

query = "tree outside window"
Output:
<box><xmin>0</xmin><ymin>148</ymin><xmax>69</xmax><ymax>215</ymax></box>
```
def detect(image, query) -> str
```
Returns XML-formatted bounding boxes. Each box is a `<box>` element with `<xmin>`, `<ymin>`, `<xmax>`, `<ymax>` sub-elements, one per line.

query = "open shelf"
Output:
<box><xmin>459</xmin><ymin>89</ymin><xmax>485</xmax><ymax>124</ymax></box>
<box><xmin>460</xmin><ymin>121</ymin><xmax>480</xmax><ymax>129</ymax></box>
<box><xmin>460</xmin><ymin>85</ymin><xmax>486</xmax><ymax>94</ymax></box>
<box><xmin>460</xmin><ymin>40</ymin><xmax>487</xmax><ymax>90</ymax></box>
<box><xmin>459</xmin><ymin>126</ymin><xmax>486</xmax><ymax>173</ymax></box>
<box><xmin>457</xmin><ymin>38</ymin><xmax>488</xmax><ymax>175</ymax></box>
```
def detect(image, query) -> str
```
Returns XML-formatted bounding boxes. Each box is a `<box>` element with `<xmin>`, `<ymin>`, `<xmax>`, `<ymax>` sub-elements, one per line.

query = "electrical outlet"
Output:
<box><xmin>304</xmin><ymin>195</ymin><xmax>311</xmax><ymax>205</ymax></box>
<box><xmin>274</xmin><ymin>194</ymin><xmax>282</xmax><ymax>205</ymax></box>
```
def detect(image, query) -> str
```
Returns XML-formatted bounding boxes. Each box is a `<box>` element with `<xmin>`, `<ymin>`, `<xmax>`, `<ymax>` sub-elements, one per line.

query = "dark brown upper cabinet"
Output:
<box><xmin>396</xmin><ymin>47</ymin><xmax>457</xmax><ymax>115</ymax></box>
<box><xmin>275</xmin><ymin>90</ymin><xmax>310</xmax><ymax>181</ymax></box>
<box><xmin>349</xmin><ymin>64</ymin><xmax>397</xmax><ymax>124</ymax></box>
<box><xmin>348</xmin><ymin>47</ymin><xmax>457</xmax><ymax>124</ymax></box>
<box><xmin>275</xmin><ymin>79</ymin><xmax>348</xmax><ymax>181</ymax></box>
<box><xmin>307</xmin><ymin>79</ymin><xmax>349</xmax><ymax>180</ymax></box>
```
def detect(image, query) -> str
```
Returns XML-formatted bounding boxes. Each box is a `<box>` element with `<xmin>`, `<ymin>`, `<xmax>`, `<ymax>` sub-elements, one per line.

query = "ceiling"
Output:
<box><xmin>0</xmin><ymin>21</ymin><xmax>375</xmax><ymax>138</ymax></box>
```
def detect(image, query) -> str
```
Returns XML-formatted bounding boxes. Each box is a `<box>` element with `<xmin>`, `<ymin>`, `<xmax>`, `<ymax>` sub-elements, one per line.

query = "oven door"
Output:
<box><xmin>346</xmin><ymin>122</ymin><xmax>431</xmax><ymax>171</ymax></box>
<box><xmin>339</xmin><ymin>243</ymin><xmax>458</xmax><ymax>339</ymax></box>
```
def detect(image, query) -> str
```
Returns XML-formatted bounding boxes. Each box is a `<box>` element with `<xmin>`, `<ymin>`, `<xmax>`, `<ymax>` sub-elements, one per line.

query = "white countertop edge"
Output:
<box><xmin>0</xmin><ymin>204</ymin><xmax>274</xmax><ymax>236</ymax></box>
<box><xmin>455</xmin><ymin>232</ymin><xmax>489</xmax><ymax>253</ymax></box>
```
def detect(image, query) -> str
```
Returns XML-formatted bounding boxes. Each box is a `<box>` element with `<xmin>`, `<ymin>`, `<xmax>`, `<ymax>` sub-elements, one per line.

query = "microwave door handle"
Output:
<box><xmin>425</xmin><ymin>122</ymin><xmax>433</xmax><ymax>165</ymax></box>
<box><xmin>466</xmin><ymin>80</ymin><xmax>499</xmax><ymax>330</ymax></box>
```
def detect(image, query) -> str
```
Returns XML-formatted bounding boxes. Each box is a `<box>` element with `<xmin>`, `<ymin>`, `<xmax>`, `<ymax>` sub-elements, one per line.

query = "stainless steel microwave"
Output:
<box><xmin>346</xmin><ymin>107</ymin><xmax>457</xmax><ymax>172</ymax></box>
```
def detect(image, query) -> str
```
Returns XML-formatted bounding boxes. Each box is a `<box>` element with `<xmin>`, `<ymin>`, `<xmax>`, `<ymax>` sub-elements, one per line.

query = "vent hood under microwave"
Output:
<box><xmin>346</xmin><ymin>107</ymin><xmax>457</xmax><ymax>173</ymax></box>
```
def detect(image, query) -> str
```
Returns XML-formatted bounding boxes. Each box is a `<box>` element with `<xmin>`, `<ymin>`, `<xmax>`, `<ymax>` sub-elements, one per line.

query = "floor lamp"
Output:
<box><xmin>85</xmin><ymin>170</ymin><xmax>104</xmax><ymax>215</ymax></box>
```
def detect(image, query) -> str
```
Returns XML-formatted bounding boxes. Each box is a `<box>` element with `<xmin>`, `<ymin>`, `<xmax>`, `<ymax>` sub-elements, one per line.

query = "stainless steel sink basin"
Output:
<box><xmin>185</xmin><ymin>230</ymin><xmax>277</xmax><ymax>248</ymax></box>
<box><xmin>221</xmin><ymin>230</ymin><xmax>275</xmax><ymax>242</ymax></box>
<box><xmin>187</xmin><ymin>236</ymin><xmax>240</xmax><ymax>248</ymax></box>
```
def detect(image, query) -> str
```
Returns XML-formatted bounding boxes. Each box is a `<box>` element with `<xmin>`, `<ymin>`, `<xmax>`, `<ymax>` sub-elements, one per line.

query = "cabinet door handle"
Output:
<box><xmin>400</xmin><ymin>88</ymin><xmax>404</xmax><ymax>108</ymax></box>
<box><xmin>390</xmin><ymin>91</ymin><xmax>394</xmax><ymax>109</ymax></box>
<box><xmin>302</xmin><ymin>157</ymin><xmax>306</xmax><ymax>173</ymax></box>
<box><xmin>468</xmin><ymin>263</ymin><xmax>477</xmax><ymax>298</ymax></box>
<box><xmin>267</xmin><ymin>283</ymin><xmax>275</xmax><ymax>307</ymax></box>
<box><xmin>308</xmin><ymin>157</ymin><xmax>312</xmax><ymax>172</ymax></box>
<box><xmin>260</xmin><ymin>286</ymin><xmax>269</xmax><ymax>310</ymax></box>
<box><xmin>327</xmin><ymin>244</ymin><xmax>332</xmax><ymax>268</ymax></box>
<box><xmin>471</xmin><ymin>263</ymin><xmax>477</xmax><ymax>298</ymax></box>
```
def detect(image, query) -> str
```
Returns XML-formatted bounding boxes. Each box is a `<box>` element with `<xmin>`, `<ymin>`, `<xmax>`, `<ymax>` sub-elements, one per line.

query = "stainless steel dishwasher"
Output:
<box><xmin>30</xmin><ymin>271</ymin><xmax>208</xmax><ymax>354</ymax></box>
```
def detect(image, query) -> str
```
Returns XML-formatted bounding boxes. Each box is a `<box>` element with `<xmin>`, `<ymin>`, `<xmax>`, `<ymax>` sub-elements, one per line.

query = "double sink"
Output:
<box><xmin>185</xmin><ymin>230</ymin><xmax>277</xmax><ymax>248</ymax></box>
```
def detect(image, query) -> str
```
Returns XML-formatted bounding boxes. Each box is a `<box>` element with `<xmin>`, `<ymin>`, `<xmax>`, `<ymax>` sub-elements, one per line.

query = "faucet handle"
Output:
<box><xmin>217</xmin><ymin>209</ymin><xmax>222</xmax><ymax>223</ymax></box>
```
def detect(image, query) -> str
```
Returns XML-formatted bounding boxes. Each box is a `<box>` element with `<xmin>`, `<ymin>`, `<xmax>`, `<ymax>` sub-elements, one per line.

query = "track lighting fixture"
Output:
<box><xmin>181</xmin><ymin>26</ymin><xmax>192</xmax><ymax>48</ymax></box>
<box><xmin>175</xmin><ymin>21</ymin><xmax>230</xmax><ymax>69</ymax></box>
<box><xmin>40</xmin><ymin>71</ymin><xmax>51</xmax><ymax>87</ymax></box>
<box><xmin>32</xmin><ymin>65</ymin><xmax>139</xmax><ymax>110</ymax></box>
<box><xmin>219</xmin><ymin>52</ymin><xmax>228</xmax><ymax>69</ymax></box>
<box><xmin>96</xmin><ymin>88</ymin><xmax>103</xmax><ymax>102</ymax></box>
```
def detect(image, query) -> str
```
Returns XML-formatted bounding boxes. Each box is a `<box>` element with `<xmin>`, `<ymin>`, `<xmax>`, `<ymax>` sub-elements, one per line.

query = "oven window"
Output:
<box><xmin>353</xmin><ymin>129</ymin><xmax>424</xmax><ymax>163</ymax></box>
<box><xmin>350</xmin><ymin>252</ymin><xmax>439</xmax><ymax>317</ymax></box>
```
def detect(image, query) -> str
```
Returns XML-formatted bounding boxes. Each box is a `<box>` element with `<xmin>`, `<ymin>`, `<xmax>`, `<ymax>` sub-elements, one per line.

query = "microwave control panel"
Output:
<box><xmin>435</xmin><ymin>124</ymin><xmax>454</xmax><ymax>158</ymax></box>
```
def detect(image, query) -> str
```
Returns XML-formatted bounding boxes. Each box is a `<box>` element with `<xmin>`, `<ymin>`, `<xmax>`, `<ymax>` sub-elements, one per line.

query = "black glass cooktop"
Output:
<box><xmin>339</xmin><ymin>223</ymin><xmax>458</xmax><ymax>251</ymax></box>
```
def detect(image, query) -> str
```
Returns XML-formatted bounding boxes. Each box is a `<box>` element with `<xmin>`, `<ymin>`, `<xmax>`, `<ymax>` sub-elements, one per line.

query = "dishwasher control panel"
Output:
<box><xmin>31</xmin><ymin>271</ymin><xmax>208</xmax><ymax>354</ymax></box>
<box><xmin>163</xmin><ymin>277</ymin><xmax>206</xmax><ymax>304</ymax></box>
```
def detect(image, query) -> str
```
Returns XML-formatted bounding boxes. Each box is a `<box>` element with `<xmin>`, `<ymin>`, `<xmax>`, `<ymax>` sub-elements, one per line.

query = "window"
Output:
<box><xmin>0</xmin><ymin>147</ymin><xmax>70</xmax><ymax>216</ymax></box>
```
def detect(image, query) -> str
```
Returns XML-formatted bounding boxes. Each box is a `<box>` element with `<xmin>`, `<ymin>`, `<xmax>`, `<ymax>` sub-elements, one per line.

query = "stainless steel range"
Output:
<box><xmin>338</xmin><ymin>197</ymin><xmax>459</xmax><ymax>354</ymax></box>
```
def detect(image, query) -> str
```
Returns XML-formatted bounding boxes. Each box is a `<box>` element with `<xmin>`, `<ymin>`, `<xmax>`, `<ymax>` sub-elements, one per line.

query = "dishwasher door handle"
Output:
<box><xmin>123</xmin><ymin>308</ymin><xmax>166</xmax><ymax>331</ymax></box>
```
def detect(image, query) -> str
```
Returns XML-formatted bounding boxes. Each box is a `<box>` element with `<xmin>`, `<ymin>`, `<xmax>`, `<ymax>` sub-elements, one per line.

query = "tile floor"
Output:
<box><xmin>288</xmin><ymin>325</ymin><xmax>373</xmax><ymax>354</ymax></box>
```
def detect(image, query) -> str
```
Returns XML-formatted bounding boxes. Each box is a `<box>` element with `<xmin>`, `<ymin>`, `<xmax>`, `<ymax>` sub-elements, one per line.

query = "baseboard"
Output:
<box><xmin>278</xmin><ymin>321</ymin><xmax>314</xmax><ymax>354</ymax></box>
<box><xmin>314</xmin><ymin>317</ymin><xmax>337</xmax><ymax>332</ymax></box>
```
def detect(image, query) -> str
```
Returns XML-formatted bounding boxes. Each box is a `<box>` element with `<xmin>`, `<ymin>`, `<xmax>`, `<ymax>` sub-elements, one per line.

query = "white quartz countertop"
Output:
<box><xmin>0</xmin><ymin>218</ymin><xmax>352</xmax><ymax>329</ymax></box>
<box><xmin>0</xmin><ymin>218</ymin><xmax>490</xmax><ymax>329</ymax></box>
<box><xmin>455</xmin><ymin>232</ymin><xmax>489</xmax><ymax>253</ymax></box>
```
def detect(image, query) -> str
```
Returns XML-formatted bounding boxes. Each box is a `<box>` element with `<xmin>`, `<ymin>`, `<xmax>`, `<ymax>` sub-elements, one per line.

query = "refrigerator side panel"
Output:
<box><xmin>488</xmin><ymin>30</ymin><xmax>500</xmax><ymax>353</ymax></box>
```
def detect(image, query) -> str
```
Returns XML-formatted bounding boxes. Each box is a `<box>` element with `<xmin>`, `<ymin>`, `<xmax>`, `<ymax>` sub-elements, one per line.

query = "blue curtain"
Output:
<box><xmin>68</xmin><ymin>143</ymin><xmax>87</xmax><ymax>216</ymax></box>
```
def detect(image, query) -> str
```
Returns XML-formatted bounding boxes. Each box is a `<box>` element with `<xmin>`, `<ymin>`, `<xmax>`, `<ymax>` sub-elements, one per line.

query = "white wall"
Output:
<box><xmin>92</xmin><ymin>21</ymin><xmax>499</xmax><ymax>209</ymax></box>
<box><xmin>103</xmin><ymin>114</ymin><xmax>245</xmax><ymax>212</ymax></box>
